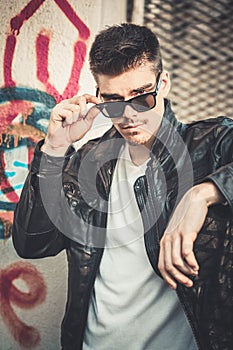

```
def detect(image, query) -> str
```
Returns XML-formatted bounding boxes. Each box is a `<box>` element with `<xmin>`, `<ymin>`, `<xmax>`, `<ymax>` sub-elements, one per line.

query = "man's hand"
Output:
<box><xmin>41</xmin><ymin>94</ymin><xmax>101</xmax><ymax>156</ymax></box>
<box><xmin>158</xmin><ymin>182</ymin><xmax>226</xmax><ymax>289</ymax></box>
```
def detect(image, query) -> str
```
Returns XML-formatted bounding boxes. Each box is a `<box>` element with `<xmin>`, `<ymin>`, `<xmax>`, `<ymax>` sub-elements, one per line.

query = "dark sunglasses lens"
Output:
<box><xmin>96</xmin><ymin>93</ymin><xmax>156</xmax><ymax>118</ymax></box>
<box><xmin>97</xmin><ymin>102</ymin><xmax>125</xmax><ymax>118</ymax></box>
<box><xmin>107</xmin><ymin>102</ymin><xmax>125</xmax><ymax>118</ymax></box>
<box><xmin>131</xmin><ymin>94</ymin><xmax>156</xmax><ymax>112</ymax></box>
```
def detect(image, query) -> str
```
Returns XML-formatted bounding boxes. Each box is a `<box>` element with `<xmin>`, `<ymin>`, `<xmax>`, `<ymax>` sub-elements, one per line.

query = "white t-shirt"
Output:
<box><xmin>83</xmin><ymin>144</ymin><xmax>198</xmax><ymax>350</ymax></box>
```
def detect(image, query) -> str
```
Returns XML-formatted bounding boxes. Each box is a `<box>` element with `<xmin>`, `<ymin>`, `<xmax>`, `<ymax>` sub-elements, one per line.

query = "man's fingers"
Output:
<box><xmin>69</xmin><ymin>94</ymin><xmax>101</xmax><ymax>110</ymax></box>
<box><xmin>158</xmin><ymin>247</ymin><xmax>177</xmax><ymax>290</ymax></box>
<box><xmin>54</xmin><ymin>103</ymin><xmax>99</xmax><ymax>129</ymax></box>
<box><xmin>161</xmin><ymin>263</ymin><xmax>194</xmax><ymax>289</ymax></box>
<box><xmin>159</xmin><ymin>236</ymin><xmax>195</xmax><ymax>289</ymax></box>
<box><xmin>85</xmin><ymin>105</ymin><xmax>101</xmax><ymax>122</ymax></box>
<box><xmin>159</xmin><ymin>254</ymin><xmax>194</xmax><ymax>289</ymax></box>
<box><xmin>182</xmin><ymin>235</ymin><xmax>199</xmax><ymax>271</ymax></box>
<box><xmin>161</xmin><ymin>271</ymin><xmax>178</xmax><ymax>290</ymax></box>
<box><xmin>172</xmin><ymin>236</ymin><xmax>196</xmax><ymax>275</ymax></box>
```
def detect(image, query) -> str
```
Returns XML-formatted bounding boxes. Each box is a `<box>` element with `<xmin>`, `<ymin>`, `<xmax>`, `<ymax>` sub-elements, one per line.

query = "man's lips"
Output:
<box><xmin>119</xmin><ymin>123</ymin><xmax>144</xmax><ymax>129</ymax></box>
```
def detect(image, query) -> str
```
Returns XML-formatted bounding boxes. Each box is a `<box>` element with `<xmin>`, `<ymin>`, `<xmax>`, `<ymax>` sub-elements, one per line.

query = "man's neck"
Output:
<box><xmin>128</xmin><ymin>143</ymin><xmax>151</xmax><ymax>166</ymax></box>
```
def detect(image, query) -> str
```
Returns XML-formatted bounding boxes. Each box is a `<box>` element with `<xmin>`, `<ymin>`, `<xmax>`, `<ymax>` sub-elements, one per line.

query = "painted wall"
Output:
<box><xmin>0</xmin><ymin>1</ymin><xmax>126</xmax><ymax>349</ymax></box>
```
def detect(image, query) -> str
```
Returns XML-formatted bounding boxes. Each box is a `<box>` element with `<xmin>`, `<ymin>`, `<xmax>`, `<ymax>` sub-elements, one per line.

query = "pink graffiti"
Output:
<box><xmin>54</xmin><ymin>0</ymin><xmax>90</xmax><ymax>40</ymax></box>
<box><xmin>0</xmin><ymin>100</ymin><xmax>34</xmax><ymax>129</ymax></box>
<box><xmin>36</xmin><ymin>31</ymin><xmax>88</xmax><ymax>101</ymax></box>
<box><xmin>0</xmin><ymin>261</ymin><xmax>46</xmax><ymax>348</ymax></box>
<box><xmin>3</xmin><ymin>0</ymin><xmax>90</xmax><ymax>101</ymax></box>
<box><xmin>3</xmin><ymin>35</ymin><xmax>17</xmax><ymax>87</ymax></box>
<box><xmin>0</xmin><ymin>99</ymin><xmax>34</xmax><ymax>203</ymax></box>
<box><xmin>10</xmin><ymin>0</ymin><xmax>46</xmax><ymax>35</ymax></box>
<box><xmin>4</xmin><ymin>0</ymin><xmax>46</xmax><ymax>87</ymax></box>
<box><xmin>0</xmin><ymin>0</ymin><xmax>90</xmax><ymax>234</ymax></box>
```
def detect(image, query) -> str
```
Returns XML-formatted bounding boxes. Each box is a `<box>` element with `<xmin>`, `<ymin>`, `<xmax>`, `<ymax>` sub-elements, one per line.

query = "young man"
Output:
<box><xmin>13</xmin><ymin>23</ymin><xmax>233</xmax><ymax>349</ymax></box>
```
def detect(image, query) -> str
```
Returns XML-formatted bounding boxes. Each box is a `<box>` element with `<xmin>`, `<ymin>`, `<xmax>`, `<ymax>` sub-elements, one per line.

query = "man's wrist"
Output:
<box><xmin>193</xmin><ymin>182</ymin><xmax>226</xmax><ymax>207</ymax></box>
<box><xmin>41</xmin><ymin>141</ymin><xmax>69</xmax><ymax>157</ymax></box>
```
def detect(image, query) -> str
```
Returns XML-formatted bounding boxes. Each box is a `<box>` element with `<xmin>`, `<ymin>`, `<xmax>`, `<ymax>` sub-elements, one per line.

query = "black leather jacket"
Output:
<box><xmin>13</xmin><ymin>100</ymin><xmax>233</xmax><ymax>350</ymax></box>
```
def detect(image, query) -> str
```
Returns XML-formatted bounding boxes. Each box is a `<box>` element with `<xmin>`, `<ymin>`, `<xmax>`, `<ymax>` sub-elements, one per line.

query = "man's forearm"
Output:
<box><xmin>192</xmin><ymin>181</ymin><xmax>227</xmax><ymax>207</ymax></box>
<box><xmin>12</xmin><ymin>142</ymin><xmax>66</xmax><ymax>258</ymax></box>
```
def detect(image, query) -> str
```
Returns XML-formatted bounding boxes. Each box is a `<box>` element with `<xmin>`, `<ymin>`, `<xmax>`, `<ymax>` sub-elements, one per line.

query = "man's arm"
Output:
<box><xmin>158</xmin><ymin>118</ymin><xmax>233</xmax><ymax>289</ymax></box>
<box><xmin>12</xmin><ymin>142</ymin><xmax>68</xmax><ymax>258</ymax></box>
<box><xmin>158</xmin><ymin>181</ymin><xmax>226</xmax><ymax>289</ymax></box>
<box><xmin>12</xmin><ymin>94</ymin><xmax>101</xmax><ymax>258</ymax></box>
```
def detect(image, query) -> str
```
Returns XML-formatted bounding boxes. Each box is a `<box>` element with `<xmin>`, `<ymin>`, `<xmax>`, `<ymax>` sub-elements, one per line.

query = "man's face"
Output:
<box><xmin>96</xmin><ymin>62</ymin><xmax>164</xmax><ymax>149</ymax></box>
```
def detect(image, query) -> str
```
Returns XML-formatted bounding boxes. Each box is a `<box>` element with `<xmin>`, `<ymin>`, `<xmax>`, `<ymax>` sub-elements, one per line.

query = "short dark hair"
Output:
<box><xmin>89</xmin><ymin>23</ymin><xmax>163</xmax><ymax>80</ymax></box>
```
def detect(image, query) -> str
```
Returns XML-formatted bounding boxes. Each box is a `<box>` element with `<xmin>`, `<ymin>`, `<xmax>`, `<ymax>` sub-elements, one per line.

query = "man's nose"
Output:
<box><xmin>122</xmin><ymin>104</ymin><xmax>137</xmax><ymax>118</ymax></box>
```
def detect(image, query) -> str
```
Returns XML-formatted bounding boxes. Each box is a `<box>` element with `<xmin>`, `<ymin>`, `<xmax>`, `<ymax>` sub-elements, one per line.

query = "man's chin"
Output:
<box><xmin>123</xmin><ymin>133</ymin><xmax>155</xmax><ymax>147</ymax></box>
<box><xmin>126</xmin><ymin>137</ymin><xmax>151</xmax><ymax>147</ymax></box>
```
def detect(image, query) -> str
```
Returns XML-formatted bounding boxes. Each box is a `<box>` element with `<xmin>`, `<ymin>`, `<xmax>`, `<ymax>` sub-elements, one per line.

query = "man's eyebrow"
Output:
<box><xmin>100</xmin><ymin>93</ymin><xmax>124</xmax><ymax>100</ymax></box>
<box><xmin>100</xmin><ymin>83</ymin><xmax>154</xmax><ymax>100</ymax></box>
<box><xmin>130</xmin><ymin>83</ymin><xmax>154</xmax><ymax>93</ymax></box>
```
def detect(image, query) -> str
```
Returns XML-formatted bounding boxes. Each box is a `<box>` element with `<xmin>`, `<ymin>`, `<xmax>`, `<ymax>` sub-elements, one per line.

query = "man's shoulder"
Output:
<box><xmin>179</xmin><ymin>115</ymin><xmax>233</xmax><ymax>155</ymax></box>
<box><xmin>183</xmin><ymin>115</ymin><xmax>233</xmax><ymax>139</ymax></box>
<box><xmin>186</xmin><ymin>115</ymin><xmax>233</xmax><ymax>130</ymax></box>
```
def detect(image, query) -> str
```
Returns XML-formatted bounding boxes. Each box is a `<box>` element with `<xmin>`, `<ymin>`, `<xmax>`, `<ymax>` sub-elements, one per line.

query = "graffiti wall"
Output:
<box><xmin>0</xmin><ymin>0</ymin><xmax>126</xmax><ymax>348</ymax></box>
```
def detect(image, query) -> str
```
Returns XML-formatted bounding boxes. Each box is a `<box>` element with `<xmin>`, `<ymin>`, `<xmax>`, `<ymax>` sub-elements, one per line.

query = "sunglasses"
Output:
<box><xmin>95</xmin><ymin>76</ymin><xmax>162</xmax><ymax>118</ymax></box>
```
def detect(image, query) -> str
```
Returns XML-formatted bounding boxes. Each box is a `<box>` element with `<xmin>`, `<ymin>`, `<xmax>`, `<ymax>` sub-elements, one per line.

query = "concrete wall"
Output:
<box><xmin>0</xmin><ymin>1</ymin><xmax>126</xmax><ymax>349</ymax></box>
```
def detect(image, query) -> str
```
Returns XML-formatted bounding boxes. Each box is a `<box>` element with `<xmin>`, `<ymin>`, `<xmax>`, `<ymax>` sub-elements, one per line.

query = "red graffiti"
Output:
<box><xmin>0</xmin><ymin>100</ymin><xmax>33</xmax><ymax>130</ymax></box>
<box><xmin>10</xmin><ymin>0</ymin><xmax>46</xmax><ymax>35</ymax></box>
<box><xmin>3</xmin><ymin>0</ymin><xmax>90</xmax><ymax>101</ymax></box>
<box><xmin>0</xmin><ymin>0</ymin><xmax>90</xmax><ymax>237</ymax></box>
<box><xmin>36</xmin><ymin>31</ymin><xmax>88</xmax><ymax>102</ymax></box>
<box><xmin>3</xmin><ymin>35</ymin><xmax>17</xmax><ymax>87</ymax></box>
<box><xmin>0</xmin><ymin>261</ymin><xmax>46</xmax><ymax>348</ymax></box>
<box><xmin>54</xmin><ymin>0</ymin><xmax>90</xmax><ymax>40</ymax></box>
<box><xmin>4</xmin><ymin>0</ymin><xmax>46</xmax><ymax>87</ymax></box>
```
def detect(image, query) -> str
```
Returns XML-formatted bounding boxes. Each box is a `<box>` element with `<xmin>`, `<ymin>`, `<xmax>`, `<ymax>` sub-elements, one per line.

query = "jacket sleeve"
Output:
<box><xmin>204</xmin><ymin>118</ymin><xmax>233</xmax><ymax>214</ymax></box>
<box><xmin>12</xmin><ymin>140</ymin><xmax>70</xmax><ymax>259</ymax></box>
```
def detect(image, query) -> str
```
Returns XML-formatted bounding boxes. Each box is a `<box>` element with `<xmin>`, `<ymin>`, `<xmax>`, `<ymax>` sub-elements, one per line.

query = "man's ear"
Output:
<box><xmin>159</xmin><ymin>70</ymin><xmax>171</xmax><ymax>97</ymax></box>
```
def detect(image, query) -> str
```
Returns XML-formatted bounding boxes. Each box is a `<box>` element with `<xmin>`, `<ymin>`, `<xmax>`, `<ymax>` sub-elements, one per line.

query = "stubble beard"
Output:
<box><xmin>125</xmin><ymin>131</ymin><xmax>155</xmax><ymax>148</ymax></box>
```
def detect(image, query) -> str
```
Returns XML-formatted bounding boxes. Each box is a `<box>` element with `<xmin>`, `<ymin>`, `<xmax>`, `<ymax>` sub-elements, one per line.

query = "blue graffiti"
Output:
<box><xmin>13</xmin><ymin>160</ymin><xmax>28</xmax><ymax>169</ymax></box>
<box><xmin>0</xmin><ymin>86</ymin><xmax>56</xmax><ymax>239</ymax></box>
<box><xmin>0</xmin><ymin>86</ymin><xmax>56</xmax><ymax>134</ymax></box>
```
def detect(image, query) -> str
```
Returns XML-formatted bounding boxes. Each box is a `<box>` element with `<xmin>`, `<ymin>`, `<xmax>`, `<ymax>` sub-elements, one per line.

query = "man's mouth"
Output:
<box><xmin>120</xmin><ymin>123</ymin><xmax>144</xmax><ymax>130</ymax></box>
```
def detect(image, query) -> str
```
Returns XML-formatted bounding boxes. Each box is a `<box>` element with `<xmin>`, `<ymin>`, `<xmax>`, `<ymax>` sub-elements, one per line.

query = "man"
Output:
<box><xmin>12</xmin><ymin>23</ymin><xmax>233</xmax><ymax>350</ymax></box>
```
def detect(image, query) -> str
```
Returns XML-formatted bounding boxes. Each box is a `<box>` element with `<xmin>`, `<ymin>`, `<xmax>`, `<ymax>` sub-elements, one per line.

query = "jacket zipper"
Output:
<box><xmin>145</xmin><ymin>164</ymin><xmax>202</xmax><ymax>350</ymax></box>
<box><xmin>176</xmin><ymin>287</ymin><xmax>203</xmax><ymax>350</ymax></box>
